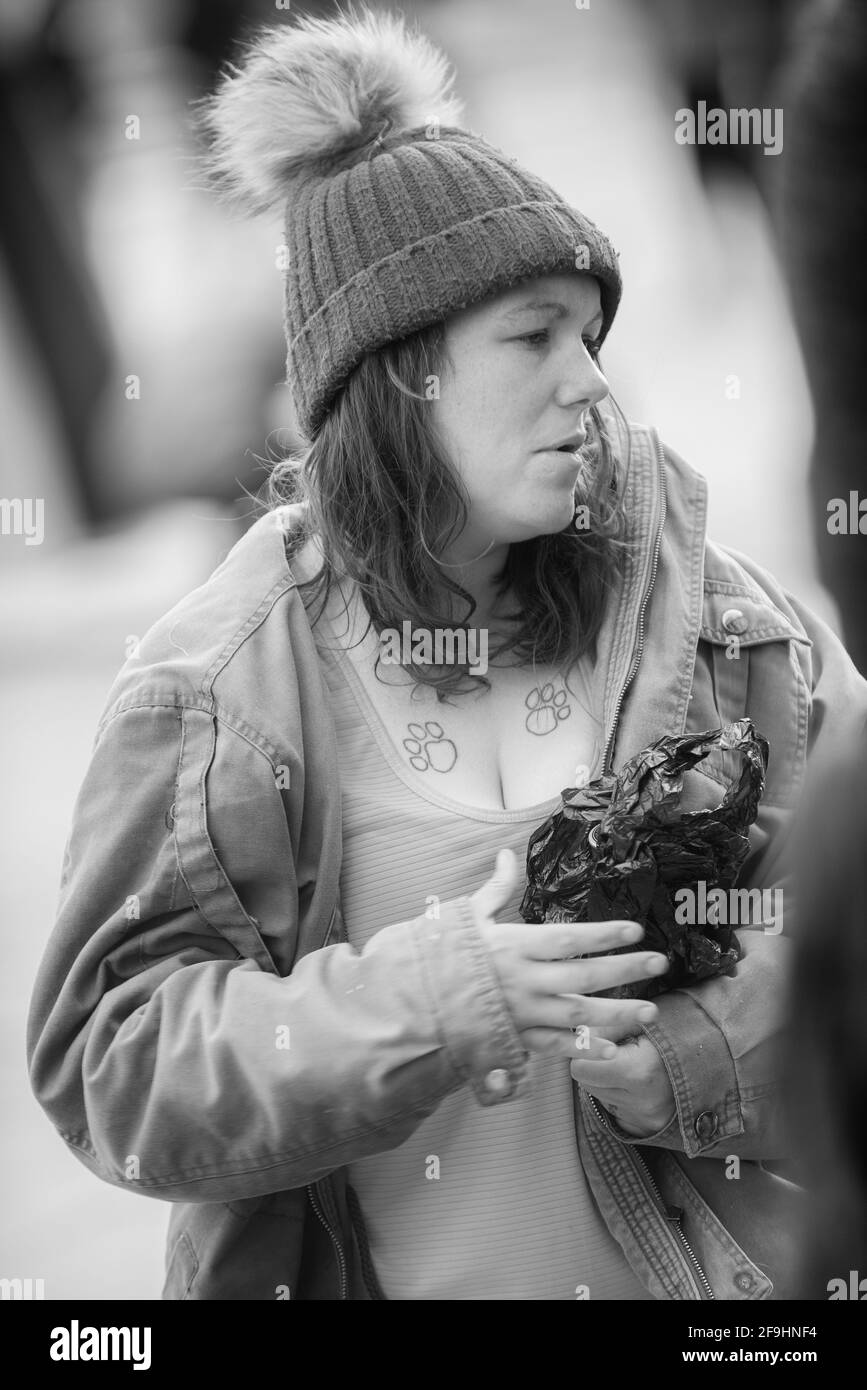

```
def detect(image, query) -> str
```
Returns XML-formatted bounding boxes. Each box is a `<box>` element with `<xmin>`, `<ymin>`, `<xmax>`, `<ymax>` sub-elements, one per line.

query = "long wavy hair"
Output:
<box><xmin>266</xmin><ymin>318</ymin><xmax>631</xmax><ymax>702</ymax></box>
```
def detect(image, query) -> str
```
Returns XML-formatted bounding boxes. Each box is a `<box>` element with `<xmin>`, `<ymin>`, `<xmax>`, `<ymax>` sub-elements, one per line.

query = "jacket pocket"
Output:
<box><xmin>162</xmin><ymin>1192</ymin><xmax>306</xmax><ymax>1301</ymax></box>
<box><xmin>656</xmin><ymin>1149</ymin><xmax>805</xmax><ymax>1299</ymax></box>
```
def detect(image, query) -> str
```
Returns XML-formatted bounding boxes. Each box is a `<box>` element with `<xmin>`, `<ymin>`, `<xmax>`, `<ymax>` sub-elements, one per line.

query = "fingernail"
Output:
<box><xmin>622</xmin><ymin>923</ymin><xmax>643</xmax><ymax>942</ymax></box>
<box><xmin>649</xmin><ymin>955</ymin><xmax>669</xmax><ymax>974</ymax></box>
<box><xmin>638</xmin><ymin>1004</ymin><xmax>657</xmax><ymax>1022</ymax></box>
<box><xmin>600</xmin><ymin>1042</ymin><xmax>618</xmax><ymax>1058</ymax></box>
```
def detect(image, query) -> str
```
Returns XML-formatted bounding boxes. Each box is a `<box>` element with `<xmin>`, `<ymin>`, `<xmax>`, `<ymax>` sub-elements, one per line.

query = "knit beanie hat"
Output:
<box><xmin>200</xmin><ymin>8</ymin><xmax>622</xmax><ymax>439</ymax></box>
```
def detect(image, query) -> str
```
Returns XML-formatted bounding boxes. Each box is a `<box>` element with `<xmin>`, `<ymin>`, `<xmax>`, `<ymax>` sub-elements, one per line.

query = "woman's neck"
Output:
<box><xmin>436</xmin><ymin>539</ymin><xmax>515</xmax><ymax>632</ymax></box>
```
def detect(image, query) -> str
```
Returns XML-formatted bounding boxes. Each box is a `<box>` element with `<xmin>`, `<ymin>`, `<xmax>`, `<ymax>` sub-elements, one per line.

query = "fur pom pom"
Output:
<box><xmin>197</xmin><ymin>7</ymin><xmax>464</xmax><ymax>212</ymax></box>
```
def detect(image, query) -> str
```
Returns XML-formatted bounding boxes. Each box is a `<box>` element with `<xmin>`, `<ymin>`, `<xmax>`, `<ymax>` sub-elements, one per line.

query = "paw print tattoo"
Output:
<box><xmin>402</xmin><ymin>721</ymin><xmax>458</xmax><ymax>773</ymax></box>
<box><xmin>525</xmin><ymin>683</ymin><xmax>572</xmax><ymax>736</ymax></box>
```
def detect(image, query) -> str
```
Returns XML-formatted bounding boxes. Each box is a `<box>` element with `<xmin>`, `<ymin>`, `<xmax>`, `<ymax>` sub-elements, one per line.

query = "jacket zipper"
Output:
<box><xmin>632</xmin><ymin>1146</ymin><xmax>715</xmax><ymax>1300</ymax></box>
<box><xmin>601</xmin><ymin>434</ymin><xmax>668</xmax><ymax>775</ymax></box>
<box><xmin>592</xmin><ymin>440</ymin><xmax>714</xmax><ymax>1299</ymax></box>
<box><xmin>588</xmin><ymin>1095</ymin><xmax>714</xmax><ymax>1299</ymax></box>
<box><xmin>307</xmin><ymin>1181</ymin><xmax>348</xmax><ymax>1299</ymax></box>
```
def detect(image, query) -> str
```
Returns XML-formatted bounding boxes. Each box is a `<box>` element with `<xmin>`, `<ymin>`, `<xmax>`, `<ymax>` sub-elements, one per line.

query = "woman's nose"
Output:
<box><xmin>555</xmin><ymin>348</ymin><xmax>609</xmax><ymax>413</ymax></box>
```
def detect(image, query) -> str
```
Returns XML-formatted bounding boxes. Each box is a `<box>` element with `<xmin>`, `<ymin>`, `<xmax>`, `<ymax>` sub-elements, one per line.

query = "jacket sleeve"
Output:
<box><xmin>595</xmin><ymin>578</ymin><xmax>867</xmax><ymax>1161</ymax></box>
<box><xmin>26</xmin><ymin>702</ymin><xmax>529</xmax><ymax>1205</ymax></box>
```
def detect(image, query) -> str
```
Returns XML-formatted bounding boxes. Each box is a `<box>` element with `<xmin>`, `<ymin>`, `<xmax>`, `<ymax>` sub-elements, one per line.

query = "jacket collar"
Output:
<box><xmin>593</xmin><ymin>414</ymin><xmax>707</xmax><ymax>772</ymax></box>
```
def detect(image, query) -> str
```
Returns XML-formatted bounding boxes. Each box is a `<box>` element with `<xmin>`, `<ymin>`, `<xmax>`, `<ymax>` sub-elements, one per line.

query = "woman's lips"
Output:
<box><xmin>539</xmin><ymin>434</ymin><xmax>587</xmax><ymax>455</ymax></box>
<box><xmin>538</xmin><ymin>444</ymin><xmax>585</xmax><ymax>463</ymax></box>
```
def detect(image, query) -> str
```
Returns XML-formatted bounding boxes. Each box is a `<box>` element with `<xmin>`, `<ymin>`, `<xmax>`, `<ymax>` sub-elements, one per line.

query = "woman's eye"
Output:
<box><xmin>514</xmin><ymin>330</ymin><xmax>601</xmax><ymax>356</ymax></box>
<box><xmin>517</xmin><ymin>329</ymin><xmax>550</xmax><ymax>348</ymax></box>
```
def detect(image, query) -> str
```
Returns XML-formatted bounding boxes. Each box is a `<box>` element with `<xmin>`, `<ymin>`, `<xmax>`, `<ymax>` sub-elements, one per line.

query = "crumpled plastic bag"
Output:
<box><xmin>519</xmin><ymin>719</ymin><xmax>770</xmax><ymax>998</ymax></box>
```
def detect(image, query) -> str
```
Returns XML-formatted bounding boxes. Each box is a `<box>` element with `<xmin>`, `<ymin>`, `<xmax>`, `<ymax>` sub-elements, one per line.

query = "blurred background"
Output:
<box><xmin>2</xmin><ymin>0</ymin><xmax>864</xmax><ymax>1298</ymax></box>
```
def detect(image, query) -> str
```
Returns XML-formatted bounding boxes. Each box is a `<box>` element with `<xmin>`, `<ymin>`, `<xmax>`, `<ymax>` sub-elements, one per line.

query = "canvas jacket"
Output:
<box><xmin>26</xmin><ymin>420</ymin><xmax>867</xmax><ymax>1300</ymax></box>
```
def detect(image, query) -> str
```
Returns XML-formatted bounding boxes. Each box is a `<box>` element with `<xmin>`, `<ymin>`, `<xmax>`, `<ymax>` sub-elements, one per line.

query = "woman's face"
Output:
<box><xmin>430</xmin><ymin>272</ymin><xmax>610</xmax><ymax>554</ymax></box>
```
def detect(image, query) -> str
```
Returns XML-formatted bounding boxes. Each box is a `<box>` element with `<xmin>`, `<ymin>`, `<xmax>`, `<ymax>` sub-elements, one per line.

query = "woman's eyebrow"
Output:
<box><xmin>501</xmin><ymin>299</ymin><xmax>604</xmax><ymax>328</ymax></box>
<box><xmin>501</xmin><ymin>299</ymin><xmax>567</xmax><ymax>320</ymax></box>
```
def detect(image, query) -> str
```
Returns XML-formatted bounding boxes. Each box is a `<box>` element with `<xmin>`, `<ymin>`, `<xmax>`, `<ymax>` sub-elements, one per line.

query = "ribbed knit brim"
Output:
<box><xmin>282</xmin><ymin>126</ymin><xmax>621</xmax><ymax>437</ymax></box>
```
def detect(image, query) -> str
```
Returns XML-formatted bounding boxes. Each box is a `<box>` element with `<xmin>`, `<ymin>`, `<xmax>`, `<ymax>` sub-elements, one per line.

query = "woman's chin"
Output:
<box><xmin>515</xmin><ymin>495</ymin><xmax>577</xmax><ymax>539</ymax></box>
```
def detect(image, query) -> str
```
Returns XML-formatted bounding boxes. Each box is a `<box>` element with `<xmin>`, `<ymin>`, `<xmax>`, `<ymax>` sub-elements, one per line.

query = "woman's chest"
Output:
<box><xmin>297</xmin><ymin>542</ymin><xmax>607</xmax><ymax>812</ymax></box>
<box><xmin>346</xmin><ymin>651</ymin><xmax>605</xmax><ymax>812</ymax></box>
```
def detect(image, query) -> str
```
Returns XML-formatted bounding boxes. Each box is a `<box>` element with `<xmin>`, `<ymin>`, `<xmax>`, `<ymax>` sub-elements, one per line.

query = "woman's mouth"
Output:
<box><xmin>541</xmin><ymin>433</ymin><xmax>587</xmax><ymax>456</ymax></box>
<box><xmin>539</xmin><ymin>443</ymin><xmax>586</xmax><ymax>463</ymax></box>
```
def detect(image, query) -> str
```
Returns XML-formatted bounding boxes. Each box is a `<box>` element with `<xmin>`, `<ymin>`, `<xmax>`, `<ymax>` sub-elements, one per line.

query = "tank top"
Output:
<box><xmin>313</xmin><ymin>608</ymin><xmax>655</xmax><ymax>1302</ymax></box>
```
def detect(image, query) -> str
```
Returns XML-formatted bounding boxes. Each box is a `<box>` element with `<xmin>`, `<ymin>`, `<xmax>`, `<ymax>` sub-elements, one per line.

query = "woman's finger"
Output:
<box><xmin>523</xmin><ymin>992</ymin><xmax>657</xmax><ymax>1033</ymax></box>
<box><xmin>521</xmin><ymin>951</ymin><xmax>667</xmax><ymax>997</ymax></box>
<box><xmin>526</xmin><ymin>965</ymin><xmax>662</xmax><ymax>1021</ymax></box>
<box><xmin>570</xmin><ymin>1054</ymin><xmax>636</xmax><ymax>1086</ymax></box>
<box><xmin>469</xmin><ymin>848</ymin><xmax>520</xmax><ymax>923</ymax></box>
<box><xmin>572</xmin><ymin>950</ymin><xmax>669</xmax><ymax>994</ymax></box>
<box><xmin>523</xmin><ymin>920</ymin><xmax>645</xmax><ymax>960</ymax></box>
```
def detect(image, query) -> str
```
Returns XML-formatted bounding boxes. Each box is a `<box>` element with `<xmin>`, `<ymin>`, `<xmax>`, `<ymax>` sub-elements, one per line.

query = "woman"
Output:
<box><xmin>26</xmin><ymin>9</ymin><xmax>867</xmax><ymax>1300</ymax></box>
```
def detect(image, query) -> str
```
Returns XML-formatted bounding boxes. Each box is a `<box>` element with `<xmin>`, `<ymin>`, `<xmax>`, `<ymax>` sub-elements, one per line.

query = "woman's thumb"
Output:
<box><xmin>472</xmin><ymin>847</ymin><xmax>519</xmax><ymax>921</ymax></box>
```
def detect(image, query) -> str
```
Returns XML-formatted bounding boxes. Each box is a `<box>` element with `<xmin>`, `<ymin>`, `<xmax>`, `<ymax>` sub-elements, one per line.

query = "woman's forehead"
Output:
<box><xmin>498</xmin><ymin>272</ymin><xmax>602</xmax><ymax>309</ymax></box>
<box><xmin>451</xmin><ymin>273</ymin><xmax>603</xmax><ymax>330</ymax></box>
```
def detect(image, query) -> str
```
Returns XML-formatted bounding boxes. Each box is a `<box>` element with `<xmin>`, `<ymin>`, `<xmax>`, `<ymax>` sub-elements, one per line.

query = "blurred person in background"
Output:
<box><xmin>770</xmin><ymin>0</ymin><xmax>867</xmax><ymax>1300</ymax></box>
<box><xmin>647</xmin><ymin>0</ymin><xmax>805</xmax><ymax>196</ymax></box>
<box><xmin>1</xmin><ymin>0</ymin><xmax>333</xmax><ymax>533</ymax></box>
<box><xmin>62</xmin><ymin>0</ymin><xmax>286</xmax><ymax>523</ymax></box>
<box><xmin>784</xmin><ymin>721</ymin><xmax>867</xmax><ymax>1298</ymax></box>
<box><xmin>0</xmin><ymin>0</ymin><xmax>111</xmax><ymax>524</ymax></box>
<box><xmin>775</xmin><ymin>0</ymin><xmax>867</xmax><ymax>676</ymax></box>
<box><xmin>25</xmin><ymin>7</ymin><xmax>867</xmax><ymax>1301</ymax></box>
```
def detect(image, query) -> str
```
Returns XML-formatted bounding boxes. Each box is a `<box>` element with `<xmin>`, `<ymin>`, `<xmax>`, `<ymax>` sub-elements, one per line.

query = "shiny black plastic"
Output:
<box><xmin>520</xmin><ymin>720</ymin><xmax>770</xmax><ymax>998</ymax></box>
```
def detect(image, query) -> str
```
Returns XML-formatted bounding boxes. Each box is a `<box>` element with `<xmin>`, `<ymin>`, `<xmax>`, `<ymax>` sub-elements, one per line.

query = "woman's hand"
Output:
<box><xmin>570</xmin><ymin>1027</ymin><xmax>678</xmax><ymax>1138</ymax></box>
<box><xmin>471</xmin><ymin>848</ymin><xmax>669</xmax><ymax>1059</ymax></box>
